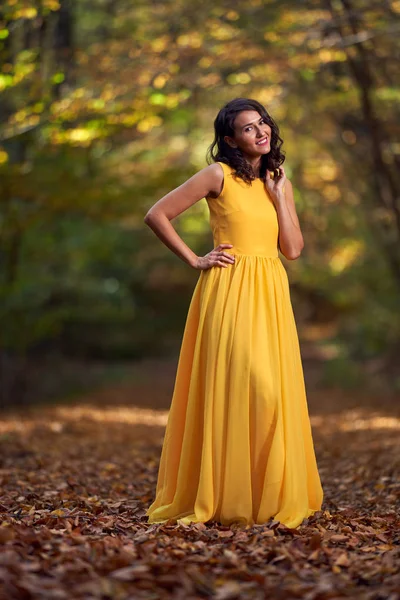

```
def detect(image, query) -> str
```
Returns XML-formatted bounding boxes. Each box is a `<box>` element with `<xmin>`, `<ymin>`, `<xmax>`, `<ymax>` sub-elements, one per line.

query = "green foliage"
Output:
<box><xmin>1</xmin><ymin>0</ymin><xmax>399</xmax><ymax>403</ymax></box>
<box><xmin>320</xmin><ymin>356</ymin><xmax>364</xmax><ymax>390</ymax></box>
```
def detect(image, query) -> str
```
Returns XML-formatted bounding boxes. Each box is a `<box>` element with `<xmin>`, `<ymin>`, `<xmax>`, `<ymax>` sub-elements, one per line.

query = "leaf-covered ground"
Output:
<box><xmin>0</xmin><ymin>359</ymin><xmax>399</xmax><ymax>599</ymax></box>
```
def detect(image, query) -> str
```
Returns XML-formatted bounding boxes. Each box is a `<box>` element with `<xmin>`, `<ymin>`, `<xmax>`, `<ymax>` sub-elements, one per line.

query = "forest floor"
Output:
<box><xmin>0</xmin><ymin>358</ymin><xmax>399</xmax><ymax>600</ymax></box>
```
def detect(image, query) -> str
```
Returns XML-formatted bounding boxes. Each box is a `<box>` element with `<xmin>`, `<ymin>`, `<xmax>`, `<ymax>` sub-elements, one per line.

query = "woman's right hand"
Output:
<box><xmin>194</xmin><ymin>244</ymin><xmax>236</xmax><ymax>270</ymax></box>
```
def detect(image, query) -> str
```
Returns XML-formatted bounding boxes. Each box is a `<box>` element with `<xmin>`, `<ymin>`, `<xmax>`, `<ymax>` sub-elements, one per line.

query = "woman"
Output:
<box><xmin>144</xmin><ymin>97</ymin><xmax>323</xmax><ymax>528</ymax></box>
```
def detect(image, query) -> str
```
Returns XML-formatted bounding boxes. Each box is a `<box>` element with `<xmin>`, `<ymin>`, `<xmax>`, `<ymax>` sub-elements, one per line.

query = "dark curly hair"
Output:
<box><xmin>206</xmin><ymin>97</ymin><xmax>285</xmax><ymax>184</ymax></box>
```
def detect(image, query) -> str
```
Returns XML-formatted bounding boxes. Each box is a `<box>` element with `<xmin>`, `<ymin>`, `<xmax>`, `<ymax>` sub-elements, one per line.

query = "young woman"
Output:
<box><xmin>144</xmin><ymin>97</ymin><xmax>323</xmax><ymax>529</ymax></box>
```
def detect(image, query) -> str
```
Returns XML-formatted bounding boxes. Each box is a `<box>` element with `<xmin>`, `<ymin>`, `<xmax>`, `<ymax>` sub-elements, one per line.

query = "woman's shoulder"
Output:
<box><xmin>214</xmin><ymin>161</ymin><xmax>233</xmax><ymax>174</ymax></box>
<box><xmin>201</xmin><ymin>162</ymin><xmax>227</xmax><ymax>200</ymax></box>
<box><xmin>202</xmin><ymin>161</ymin><xmax>233</xmax><ymax>174</ymax></box>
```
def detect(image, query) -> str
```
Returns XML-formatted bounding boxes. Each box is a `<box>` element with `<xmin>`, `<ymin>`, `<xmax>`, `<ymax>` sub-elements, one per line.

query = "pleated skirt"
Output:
<box><xmin>146</xmin><ymin>255</ymin><xmax>323</xmax><ymax>528</ymax></box>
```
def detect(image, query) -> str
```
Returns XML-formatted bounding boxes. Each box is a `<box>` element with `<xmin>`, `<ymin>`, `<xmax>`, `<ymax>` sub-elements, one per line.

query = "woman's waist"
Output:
<box><xmin>226</xmin><ymin>251</ymin><xmax>279</xmax><ymax>259</ymax></box>
<box><xmin>213</xmin><ymin>240</ymin><xmax>279</xmax><ymax>259</ymax></box>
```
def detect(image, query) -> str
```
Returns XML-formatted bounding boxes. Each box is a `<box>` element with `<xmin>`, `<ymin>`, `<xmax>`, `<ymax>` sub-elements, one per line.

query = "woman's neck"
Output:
<box><xmin>244</xmin><ymin>155</ymin><xmax>262</xmax><ymax>178</ymax></box>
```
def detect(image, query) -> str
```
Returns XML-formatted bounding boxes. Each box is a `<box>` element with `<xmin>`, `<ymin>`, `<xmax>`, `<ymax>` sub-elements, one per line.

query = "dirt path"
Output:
<box><xmin>0</xmin><ymin>358</ymin><xmax>399</xmax><ymax>599</ymax></box>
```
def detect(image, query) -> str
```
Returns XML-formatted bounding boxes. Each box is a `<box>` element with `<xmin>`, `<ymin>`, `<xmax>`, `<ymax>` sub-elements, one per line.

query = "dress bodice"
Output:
<box><xmin>205</xmin><ymin>161</ymin><xmax>280</xmax><ymax>258</ymax></box>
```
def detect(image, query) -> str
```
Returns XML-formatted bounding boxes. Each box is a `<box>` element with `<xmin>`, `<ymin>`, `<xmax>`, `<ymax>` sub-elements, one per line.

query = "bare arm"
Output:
<box><xmin>143</xmin><ymin>163</ymin><xmax>236</xmax><ymax>270</ymax></box>
<box><xmin>265</xmin><ymin>168</ymin><xmax>304</xmax><ymax>260</ymax></box>
<box><xmin>275</xmin><ymin>179</ymin><xmax>304</xmax><ymax>260</ymax></box>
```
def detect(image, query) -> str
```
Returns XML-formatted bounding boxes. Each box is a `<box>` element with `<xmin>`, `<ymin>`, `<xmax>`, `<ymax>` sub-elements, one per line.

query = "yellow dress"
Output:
<box><xmin>146</xmin><ymin>161</ymin><xmax>323</xmax><ymax>528</ymax></box>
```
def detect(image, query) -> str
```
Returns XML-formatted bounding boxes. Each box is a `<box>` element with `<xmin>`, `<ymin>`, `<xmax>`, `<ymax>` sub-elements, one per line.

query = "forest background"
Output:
<box><xmin>1</xmin><ymin>0</ymin><xmax>399</xmax><ymax>408</ymax></box>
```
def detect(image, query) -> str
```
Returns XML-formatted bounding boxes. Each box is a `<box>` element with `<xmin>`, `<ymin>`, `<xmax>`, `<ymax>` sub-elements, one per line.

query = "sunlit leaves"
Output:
<box><xmin>136</xmin><ymin>116</ymin><xmax>163</xmax><ymax>133</ymax></box>
<box><xmin>176</xmin><ymin>32</ymin><xmax>203</xmax><ymax>47</ymax></box>
<box><xmin>0</xmin><ymin>74</ymin><xmax>13</xmax><ymax>91</ymax></box>
<box><xmin>54</xmin><ymin>127</ymin><xmax>104</xmax><ymax>146</ymax></box>
<box><xmin>3</xmin><ymin>0</ymin><xmax>60</xmax><ymax>20</ymax></box>
<box><xmin>149</xmin><ymin>93</ymin><xmax>167</xmax><ymax>106</ymax></box>
<box><xmin>1</xmin><ymin>0</ymin><xmax>399</xmax><ymax>389</ymax></box>
<box><xmin>226</xmin><ymin>72</ymin><xmax>252</xmax><ymax>85</ymax></box>
<box><xmin>51</xmin><ymin>72</ymin><xmax>65</xmax><ymax>85</ymax></box>
<box><xmin>329</xmin><ymin>240</ymin><xmax>365</xmax><ymax>274</ymax></box>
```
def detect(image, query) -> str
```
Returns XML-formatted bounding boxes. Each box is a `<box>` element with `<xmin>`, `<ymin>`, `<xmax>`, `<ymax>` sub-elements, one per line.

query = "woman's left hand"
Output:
<box><xmin>264</xmin><ymin>165</ymin><xmax>286</xmax><ymax>204</ymax></box>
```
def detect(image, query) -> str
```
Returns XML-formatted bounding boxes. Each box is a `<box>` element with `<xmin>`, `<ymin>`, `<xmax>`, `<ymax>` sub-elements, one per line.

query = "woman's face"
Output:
<box><xmin>225</xmin><ymin>110</ymin><xmax>271</xmax><ymax>157</ymax></box>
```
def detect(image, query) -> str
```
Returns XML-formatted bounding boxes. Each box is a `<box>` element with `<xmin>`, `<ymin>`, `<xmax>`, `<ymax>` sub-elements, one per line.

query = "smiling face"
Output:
<box><xmin>224</xmin><ymin>110</ymin><xmax>272</xmax><ymax>158</ymax></box>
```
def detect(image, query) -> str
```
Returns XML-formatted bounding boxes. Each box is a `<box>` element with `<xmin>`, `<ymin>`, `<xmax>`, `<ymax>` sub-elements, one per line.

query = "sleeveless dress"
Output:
<box><xmin>146</xmin><ymin>161</ymin><xmax>323</xmax><ymax>528</ymax></box>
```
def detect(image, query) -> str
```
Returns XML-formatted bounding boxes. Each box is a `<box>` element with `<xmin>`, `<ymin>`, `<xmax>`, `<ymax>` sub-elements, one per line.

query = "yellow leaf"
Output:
<box><xmin>51</xmin><ymin>509</ymin><xmax>66</xmax><ymax>517</ymax></box>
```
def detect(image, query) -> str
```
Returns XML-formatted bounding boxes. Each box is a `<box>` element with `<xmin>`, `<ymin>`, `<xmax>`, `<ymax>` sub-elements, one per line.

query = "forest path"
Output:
<box><xmin>0</xmin><ymin>358</ymin><xmax>398</xmax><ymax>599</ymax></box>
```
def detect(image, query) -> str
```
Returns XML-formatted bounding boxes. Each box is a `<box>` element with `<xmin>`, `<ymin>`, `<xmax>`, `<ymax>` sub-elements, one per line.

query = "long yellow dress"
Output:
<box><xmin>146</xmin><ymin>161</ymin><xmax>323</xmax><ymax>528</ymax></box>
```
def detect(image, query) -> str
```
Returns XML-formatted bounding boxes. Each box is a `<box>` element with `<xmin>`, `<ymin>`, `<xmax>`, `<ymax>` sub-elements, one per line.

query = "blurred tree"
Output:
<box><xmin>324</xmin><ymin>0</ymin><xmax>400</xmax><ymax>283</ymax></box>
<box><xmin>0</xmin><ymin>0</ymin><xmax>399</xmax><ymax>406</ymax></box>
